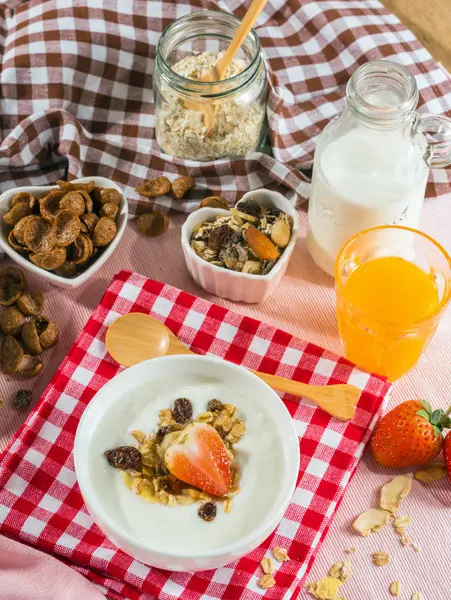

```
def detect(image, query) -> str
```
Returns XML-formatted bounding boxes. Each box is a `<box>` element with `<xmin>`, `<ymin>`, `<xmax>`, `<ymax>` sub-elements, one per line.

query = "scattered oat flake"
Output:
<box><xmin>258</xmin><ymin>574</ymin><xmax>276</xmax><ymax>590</ymax></box>
<box><xmin>344</xmin><ymin>548</ymin><xmax>356</xmax><ymax>554</ymax></box>
<box><xmin>415</xmin><ymin>463</ymin><xmax>447</xmax><ymax>482</ymax></box>
<box><xmin>390</xmin><ymin>581</ymin><xmax>401</xmax><ymax>597</ymax></box>
<box><xmin>372</xmin><ymin>551</ymin><xmax>390</xmax><ymax>566</ymax></box>
<box><xmin>394</xmin><ymin>514</ymin><xmax>411</xmax><ymax>529</ymax></box>
<box><xmin>380</xmin><ymin>475</ymin><xmax>412</xmax><ymax>513</ymax></box>
<box><xmin>328</xmin><ymin>560</ymin><xmax>351</xmax><ymax>582</ymax></box>
<box><xmin>353</xmin><ymin>508</ymin><xmax>390</xmax><ymax>536</ymax></box>
<box><xmin>411</xmin><ymin>593</ymin><xmax>424</xmax><ymax>600</ymax></box>
<box><xmin>272</xmin><ymin>546</ymin><xmax>290</xmax><ymax>562</ymax></box>
<box><xmin>261</xmin><ymin>557</ymin><xmax>274</xmax><ymax>575</ymax></box>
<box><xmin>400</xmin><ymin>534</ymin><xmax>411</xmax><ymax>546</ymax></box>
<box><xmin>308</xmin><ymin>577</ymin><xmax>342</xmax><ymax>599</ymax></box>
<box><xmin>412</xmin><ymin>542</ymin><xmax>421</xmax><ymax>552</ymax></box>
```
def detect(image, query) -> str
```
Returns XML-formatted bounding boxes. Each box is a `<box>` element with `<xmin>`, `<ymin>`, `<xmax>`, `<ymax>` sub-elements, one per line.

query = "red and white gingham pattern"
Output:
<box><xmin>0</xmin><ymin>271</ymin><xmax>392</xmax><ymax>600</ymax></box>
<box><xmin>0</xmin><ymin>0</ymin><xmax>450</xmax><ymax>214</ymax></box>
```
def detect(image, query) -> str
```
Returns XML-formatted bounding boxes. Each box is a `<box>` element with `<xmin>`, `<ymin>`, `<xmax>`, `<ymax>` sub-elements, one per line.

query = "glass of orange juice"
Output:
<box><xmin>335</xmin><ymin>226</ymin><xmax>451</xmax><ymax>381</ymax></box>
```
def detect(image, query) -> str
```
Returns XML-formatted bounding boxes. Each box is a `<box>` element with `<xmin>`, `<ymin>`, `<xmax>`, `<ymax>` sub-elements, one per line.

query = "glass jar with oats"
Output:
<box><xmin>154</xmin><ymin>10</ymin><xmax>268</xmax><ymax>161</ymax></box>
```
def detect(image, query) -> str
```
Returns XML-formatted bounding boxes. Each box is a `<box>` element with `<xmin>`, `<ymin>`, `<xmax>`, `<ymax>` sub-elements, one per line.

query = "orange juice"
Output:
<box><xmin>337</xmin><ymin>256</ymin><xmax>440</xmax><ymax>380</ymax></box>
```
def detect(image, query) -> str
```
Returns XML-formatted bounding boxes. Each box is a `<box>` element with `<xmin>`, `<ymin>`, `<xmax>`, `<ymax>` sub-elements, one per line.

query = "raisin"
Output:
<box><xmin>156</xmin><ymin>424</ymin><xmax>173</xmax><ymax>442</ymax></box>
<box><xmin>104</xmin><ymin>446</ymin><xmax>142</xmax><ymax>472</ymax></box>
<box><xmin>236</xmin><ymin>198</ymin><xmax>262</xmax><ymax>218</ymax></box>
<box><xmin>207</xmin><ymin>399</ymin><xmax>223</xmax><ymax>412</ymax></box>
<box><xmin>173</xmin><ymin>398</ymin><xmax>193</xmax><ymax>423</ymax></box>
<box><xmin>198</xmin><ymin>502</ymin><xmax>217</xmax><ymax>522</ymax></box>
<box><xmin>208</xmin><ymin>224</ymin><xmax>232</xmax><ymax>251</ymax></box>
<box><xmin>13</xmin><ymin>390</ymin><xmax>32</xmax><ymax>409</ymax></box>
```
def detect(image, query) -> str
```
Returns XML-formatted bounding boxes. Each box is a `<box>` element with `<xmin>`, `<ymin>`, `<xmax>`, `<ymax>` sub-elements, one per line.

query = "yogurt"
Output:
<box><xmin>88</xmin><ymin>376</ymin><xmax>287</xmax><ymax>554</ymax></box>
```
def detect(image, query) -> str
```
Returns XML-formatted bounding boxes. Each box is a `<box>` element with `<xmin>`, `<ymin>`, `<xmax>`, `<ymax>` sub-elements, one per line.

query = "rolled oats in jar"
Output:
<box><xmin>154</xmin><ymin>10</ymin><xmax>268</xmax><ymax>161</ymax></box>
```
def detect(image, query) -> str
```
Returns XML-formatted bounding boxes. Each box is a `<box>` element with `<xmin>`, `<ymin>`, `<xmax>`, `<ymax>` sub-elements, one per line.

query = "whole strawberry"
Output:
<box><xmin>444</xmin><ymin>431</ymin><xmax>451</xmax><ymax>483</ymax></box>
<box><xmin>371</xmin><ymin>400</ymin><xmax>451</xmax><ymax>468</ymax></box>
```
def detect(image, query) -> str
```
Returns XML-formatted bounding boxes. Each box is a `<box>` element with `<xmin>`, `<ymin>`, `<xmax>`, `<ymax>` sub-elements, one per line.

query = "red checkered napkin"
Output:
<box><xmin>0</xmin><ymin>271</ymin><xmax>391</xmax><ymax>600</ymax></box>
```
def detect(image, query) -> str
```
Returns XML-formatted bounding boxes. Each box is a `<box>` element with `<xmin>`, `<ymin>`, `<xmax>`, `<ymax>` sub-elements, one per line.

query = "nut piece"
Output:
<box><xmin>328</xmin><ymin>560</ymin><xmax>351</xmax><ymax>582</ymax></box>
<box><xmin>353</xmin><ymin>508</ymin><xmax>390</xmax><ymax>536</ymax></box>
<box><xmin>0</xmin><ymin>306</ymin><xmax>25</xmax><ymax>336</ymax></box>
<box><xmin>380</xmin><ymin>475</ymin><xmax>412</xmax><ymax>513</ymax></box>
<box><xmin>242</xmin><ymin>260</ymin><xmax>262</xmax><ymax>275</ymax></box>
<box><xmin>372</xmin><ymin>551</ymin><xmax>390</xmax><ymax>566</ymax></box>
<box><xmin>136</xmin><ymin>177</ymin><xmax>172</xmax><ymax>198</ymax></box>
<box><xmin>17</xmin><ymin>354</ymin><xmax>44</xmax><ymax>378</ymax></box>
<box><xmin>261</xmin><ymin>557</ymin><xmax>274</xmax><ymax>575</ymax></box>
<box><xmin>390</xmin><ymin>581</ymin><xmax>401</xmax><ymax>597</ymax></box>
<box><xmin>1</xmin><ymin>335</ymin><xmax>24</xmax><ymax>374</ymax></box>
<box><xmin>258</xmin><ymin>574</ymin><xmax>276</xmax><ymax>590</ymax></box>
<box><xmin>246</xmin><ymin>226</ymin><xmax>280</xmax><ymax>261</ymax></box>
<box><xmin>272</xmin><ymin>546</ymin><xmax>290</xmax><ymax>562</ymax></box>
<box><xmin>136</xmin><ymin>211</ymin><xmax>169</xmax><ymax>237</ymax></box>
<box><xmin>16</xmin><ymin>292</ymin><xmax>44</xmax><ymax>316</ymax></box>
<box><xmin>172</xmin><ymin>175</ymin><xmax>195</xmax><ymax>200</ymax></box>
<box><xmin>270</xmin><ymin>219</ymin><xmax>291</xmax><ymax>248</ymax></box>
<box><xmin>415</xmin><ymin>463</ymin><xmax>447</xmax><ymax>482</ymax></box>
<box><xmin>394</xmin><ymin>515</ymin><xmax>411</xmax><ymax>529</ymax></box>
<box><xmin>198</xmin><ymin>196</ymin><xmax>228</xmax><ymax>210</ymax></box>
<box><xmin>308</xmin><ymin>577</ymin><xmax>342</xmax><ymax>599</ymax></box>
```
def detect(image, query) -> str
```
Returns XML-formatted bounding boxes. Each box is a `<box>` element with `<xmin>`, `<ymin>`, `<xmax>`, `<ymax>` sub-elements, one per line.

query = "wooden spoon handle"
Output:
<box><xmin>216</xmin><ymin>0</ymin><xmax>268</xmax><ymax>79</ymax></box>
<box><xmin>250</xmin><ymin>371</ymin><xmax>360</xmax><ymax>421</ymax></box>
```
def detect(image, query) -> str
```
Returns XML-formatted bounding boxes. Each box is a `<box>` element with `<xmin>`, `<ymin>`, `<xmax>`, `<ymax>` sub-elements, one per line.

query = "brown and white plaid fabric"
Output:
<box><xmin>0</xmin><ymin>0</ymin><xmax>450</xmax><ymax>216</ymax></box>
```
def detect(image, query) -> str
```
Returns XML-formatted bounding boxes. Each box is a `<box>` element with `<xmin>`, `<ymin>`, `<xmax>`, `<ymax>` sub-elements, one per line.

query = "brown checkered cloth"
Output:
<box><xmin>0</xmin><ymin>0</ymin><xmax>450</xmax><ymax>216</ymax></box>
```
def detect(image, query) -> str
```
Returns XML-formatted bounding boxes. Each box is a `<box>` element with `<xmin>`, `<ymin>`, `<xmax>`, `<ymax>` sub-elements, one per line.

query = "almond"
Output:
<box><xmin>246</xmin><ymin>226</ymin><xmax>280</xmax><ymax>261</ymax></box>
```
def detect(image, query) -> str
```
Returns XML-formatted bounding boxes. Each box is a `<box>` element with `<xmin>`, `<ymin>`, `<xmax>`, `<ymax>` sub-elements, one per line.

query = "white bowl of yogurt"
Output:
<box><xmin>74</xmin><ymin>354</ymin><xmax>300</xmax><ymax>572</ymax></box>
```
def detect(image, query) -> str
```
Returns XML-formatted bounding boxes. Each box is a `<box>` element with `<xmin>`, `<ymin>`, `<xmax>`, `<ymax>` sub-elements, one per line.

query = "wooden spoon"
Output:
<box><xmin>185</xmin><ymin>0</ymin><xmax>269</xmax><ymax>133</ymax></box>
<box><xmin>105</xmin><ymin>313</ymin><xmax>360</xmax><ymax>421</ymax></box>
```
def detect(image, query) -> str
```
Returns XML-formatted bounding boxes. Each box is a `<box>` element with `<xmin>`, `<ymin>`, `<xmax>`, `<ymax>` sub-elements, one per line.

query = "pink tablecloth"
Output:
<box><xmin>1</xmin><ymin>199</ymin><xmax>451</xmax><ymax>599</ymax></box>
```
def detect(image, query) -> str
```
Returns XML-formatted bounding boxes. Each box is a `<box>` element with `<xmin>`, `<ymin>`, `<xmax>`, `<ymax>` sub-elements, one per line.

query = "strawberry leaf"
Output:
<box><xmin>417</xmin><ymin>409</ymin><xmax>431</xmax><ymax>422</ymax></box>
<box><xmin>421</xmin><ymin>399</ymin><xmax>432</xmax><ymax>415</ymax></box>
<box><xmin>430</xmin><ymin>409</ymin><xmax>443</xmax><ymax>426</ymax></box>
<box><xmin>432</xmin><ymin>425</ymin><xmax>442</xmax><ymax>437</ymax></box>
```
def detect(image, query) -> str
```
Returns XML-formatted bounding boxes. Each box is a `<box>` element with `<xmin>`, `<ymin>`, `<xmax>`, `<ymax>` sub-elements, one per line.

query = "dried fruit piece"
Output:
<box><xmin>70</xmin><ymin>234</ymin><xmax>93</xmax><ymax>264</ymax></box>
<box><xmin>59</xmin><ymin>191</ymin><xmax>86</xmax><ymax>216</ymax></box>
<box><xmin>136</xmin><ymin>177</ymin><xmax>172</xmax><ymax>198</ymax></box>
<box><xmin>92</xmin><ymin>217</ymin><xmax>117</xmax><ymax>246</ymax></box>
<box><xmin>208</xmin><ymin>224</ymin><xmax>232</xmax><ymax>250</ymax></box>
<box><xmin>17</xmin><ymin>292</ymin><xmax>44</xmax><ymax>316</ymax></box>
<box><xmin>54</xmin><ymin>261</ymin><xmax>77</xmax><ymax>278</ymax></box>
<box><xmin>99</xmin><ymin>188</ymin><xmax>121</xmax><ymax>206</ymax></box>
<box><xmin>261</xmin><ymin>557</ymin><xmax>275</xmax><ymax>575</ymax></box>
<box><xmin>414</xmin><ymin>463</ymin><xmax>447</xmax><ymax>482</ymax></box>
<box><xmin>390</xmin><ymin>581</ymin><xmax>401</xmax><ymax>597</ymax></box>
<box><xmin>246</xmin><ymin>226</ymin><xmax>280</xmax><ymax>261</ymax></box>
<box><xmin>156</xmin><ymin>424</ymin><xmax>173</xmax><ymax>443</ymax></box>
<box><xmin>0</xmin><ymin>306</ymin><xmax>25</xmax><ymax>336</ymax></box>
<box><xmin>236</xmin><ymin>198</ymin><xmax>262</xmax><ymax>218</ymax></box>
<box><xmin>258</xmin><ymin>574</ymin><xmax>276</xmax><ymax>590</ymax></box>
<box><xmin>270</xmin><ymin>219</ymin><xmax>291</xmax><ymax>248</ymax></box>
<box><xmin>13</xmin><ymin>389</ymin><xmax>32</xmax><ymax>409</ymax></box>
<box><xmin>17</xmin><ymin>354</ymin><xmax>43</xmax><ymax>378</ymax></box>
<box><xmin>38</xmin><ymin>318</ymin><xmax>59</xmax><ymax>349</ymax></box>
<box><xmin>0</xmin><ymin>268</ymin><xmax>26</xmax><ymax>306</ymax></box>
<box><xmin>3</xmin><ymin>201</ymin><xmax>32</xmax><ymax>226</ymax></box>
<box><xmin>394</xmin><ymin>514</ymin><xmax>411</xmax><ymax>529</ymax></box>
<box><xmin>172</xmin><ymin>175</ymin><xmax>195</xmax><ymax>200</ymax></box>
<box><xmin>372</xmin><ymin>551</ymin><xmax>390</xmax><ymax>566</ymax></box>
<box><xmin>39</xmin><ymin>190</ymin><xmax>65</xmax><ymax>222</ymax></box>
<box><xmin>21</xmin><ymin>321</ymin><xmax>43</xmax><ymax>355</ymax></box>
<box><xmin>8</xmin><ymin>230</ymin><xmax>30</xmax><ymax>255</ymax></box>
<box><xmin>30</xmin><ymin>247</ymin><xmax>67</xmax><ymax>271</ymax></box>
<box><xmin>198</xmin><ymin>502</ymin><xmax>217</xmax><ymax>522</ymax></box>
<box><xmin>99</xmin><ymin>202</ymin><xmax>118</xmax><ymax>220</ymax></box>
<box><xmin>380</xmin><ymin>475</ymin><xmax>412</xmax><ymax>513</ymax></box>
<box><xmin>105</xmin><ymin>446</ymin><xmax>142</xmax><ymax>472</ymax></box>
<box><xmin>328</xmin><ymin>561</ymin><xmax>351</xmax><ymax>582</ymax></box>
<box><xmin>81</xmin><ymin>212</ymin><xmax>99</xmax><ymax>234</ymax></box>
<box><xmin>136</xmin><ymin>211</ymin><xmax>169</xmax><ymax>237</ymax></box>
<box><xmin>273</xmin><ymin>547</ymin><xmax>290</xmax><ymax>562</ymax></box>
<box><xmin>198</xmin><ymin>196</ymin><xmax>228</xmax><ymax>210</ymax></box>
<box><xmin>308</xmin><ymin>577</ymin><xmax>342</xmax><ymax>599</ymax></box>
<box><xmin>353</xmin><ymin>508</ymin><xmax>390</xmax><ymax>536</ymax></box>
<box><xmin>1</xmin><ymin>336</ymin><xmax>23</xmax><ymax>374</ymax></box>
<box><xmin>173</xmin><ymin>397</ymin><xmax>193</xmax><ymax>423</ymax></box>
<box><xmin>23</xmin><ymin>217</ymin><xmax>54</xmax><ymax>253</ymax></box>
<box><xmin>207</xmin><ymin>399</ymin><xmax>223</xmax><ymax>412</ymax></box>
<box><xmin>52</xmin><ymin>210</ymin><xmax>81</xmax><ymax>246</ymax></box>
<box><xmin>57</xmin><ymin>180</ymin><xmax>96</xmax><ymax>193</ymax></box>
<box><xmin>165</xmin><ymin>422</ymin><xmax>231</xmax><ymax>496</ymax></box>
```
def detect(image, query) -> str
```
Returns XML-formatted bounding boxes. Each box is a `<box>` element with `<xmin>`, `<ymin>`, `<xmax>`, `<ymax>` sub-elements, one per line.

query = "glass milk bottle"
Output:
<box><xmin>306</xmin><ymin>60</ymin><xmax>451</xmax><ymax>276</ymax></box>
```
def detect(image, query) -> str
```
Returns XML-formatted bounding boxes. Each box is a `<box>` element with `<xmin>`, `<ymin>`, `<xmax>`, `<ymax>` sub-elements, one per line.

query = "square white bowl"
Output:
<box><xmin>0</xmin><ymin>177</ymin><xmax>128</xmax><ymax>288</ymax></box>
<box><xmin>181</xmin><ymin>189</ymin><xmax>299</xmax><ymax>303</ymax></box>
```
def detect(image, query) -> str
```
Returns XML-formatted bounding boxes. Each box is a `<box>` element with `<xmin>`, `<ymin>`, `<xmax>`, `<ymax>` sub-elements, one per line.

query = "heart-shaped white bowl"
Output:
<box><xmin>0</xmin><ymin>177</ymin><xmax>128</xmax><ymax>288</ymax></box>
<box><xmin>181</xmin><ymin>189</ymin><xmax>299</xmax><ymax>303</ymax></box>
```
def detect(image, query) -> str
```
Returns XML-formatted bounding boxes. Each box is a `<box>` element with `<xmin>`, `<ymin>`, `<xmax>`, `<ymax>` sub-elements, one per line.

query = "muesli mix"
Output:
<box><xmin>190</xmin><ymin>198</ymin><xmax>293</xmax><ymax>275</ymax></box>
<box><xmin>105</xmin><ymin>397</ymin><xmax>246</xmax><ymax>522</ymax></box>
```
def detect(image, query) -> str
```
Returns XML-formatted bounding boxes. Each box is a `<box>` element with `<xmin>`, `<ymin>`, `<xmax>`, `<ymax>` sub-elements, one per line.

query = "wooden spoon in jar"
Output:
<box><xmin>184</xmin><ymin>0</ymin><xmax>269</xmax><ymax>133</ymax></box>
<box><xmin>105</xmin><ymin>313</ymin><xmax>360</xmax><ymax>421</ymax></box>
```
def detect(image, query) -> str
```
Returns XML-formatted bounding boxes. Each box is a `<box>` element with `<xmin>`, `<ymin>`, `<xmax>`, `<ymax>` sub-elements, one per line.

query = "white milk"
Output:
<box><xmin>306</xmin><ymin>126</ymin><xmax>429</xmax><ymax>276</ymax></box>
<box><xmin>89</xmin><ymin>377</ymin><xmax>286</xmax><ymax>554</ymax></box>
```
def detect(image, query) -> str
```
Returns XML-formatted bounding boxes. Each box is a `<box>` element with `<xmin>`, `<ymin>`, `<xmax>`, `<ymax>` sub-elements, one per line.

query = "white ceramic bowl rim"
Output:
<box><xmin>74</xmin><ymin>354</ymin><xmax>299</xmax><ymax>560</ymax></box>
<box><xmin>181</xmin><ymin>196</ymin><xmax>299</xmax><ymax>282</ymax></box>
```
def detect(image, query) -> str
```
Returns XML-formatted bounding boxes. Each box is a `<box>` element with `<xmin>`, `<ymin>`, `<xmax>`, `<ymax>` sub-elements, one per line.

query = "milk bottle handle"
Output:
<box><xmin>414</xmin><ymin>112</ymin><xmax>451</xmax><ymax>168</ymax></box>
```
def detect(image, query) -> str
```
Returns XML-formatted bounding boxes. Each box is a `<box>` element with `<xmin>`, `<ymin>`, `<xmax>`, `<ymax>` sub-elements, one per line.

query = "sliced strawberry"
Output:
<box><xmin>164</xmin><ymin>422</ymin><xmax>231</xmax><ymax>497</ymax></box>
